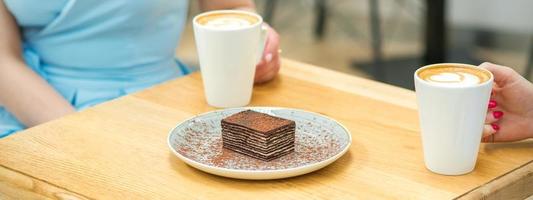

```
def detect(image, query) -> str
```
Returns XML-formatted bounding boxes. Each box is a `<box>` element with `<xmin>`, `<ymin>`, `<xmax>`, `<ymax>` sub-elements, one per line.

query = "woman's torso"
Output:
<box><xmin>4</xmin><ymin>0</ymin><xmax>189</xmax><ymax>108</ymax></box>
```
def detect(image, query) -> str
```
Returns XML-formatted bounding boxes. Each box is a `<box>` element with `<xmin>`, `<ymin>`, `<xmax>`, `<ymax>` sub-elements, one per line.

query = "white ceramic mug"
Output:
<box><xmin>193</xmin><ymin>10</ymin><xmax>267</xmax><ymax>108</ymax></box>
<box><xmin>414</xmin><ymin>63</ymin><xmax>493</xmax><ymax>175</ymax></box>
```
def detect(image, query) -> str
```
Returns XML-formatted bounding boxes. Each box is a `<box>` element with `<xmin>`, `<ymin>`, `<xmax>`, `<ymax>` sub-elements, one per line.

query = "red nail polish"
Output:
<box><xmin>493</xmin><ymin>111</ymin><xmax>504</xmax><ymax>119</ymax></box>
<box><xmin>488</xmin><ymin>100</ymin><xmax>497</xmax><ymax>108</ymax></box>
<box><xmin>491</xmin><ymin>123</ymin><xmax>500</xmax><ymax>131</ymax></box>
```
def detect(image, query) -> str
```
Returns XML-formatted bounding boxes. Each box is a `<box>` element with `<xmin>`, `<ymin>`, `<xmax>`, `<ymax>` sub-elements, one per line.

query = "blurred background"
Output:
<box><xmin>177</xmin><ymin>0</ymin><xmax>533</xmax><ymax>90</ymax></box>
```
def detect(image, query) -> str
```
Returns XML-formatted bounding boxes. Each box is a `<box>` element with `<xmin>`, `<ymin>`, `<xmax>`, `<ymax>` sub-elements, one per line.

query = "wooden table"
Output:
<box><xmin>0</xmin><ymin>59</ymin><xmax>531</xmax><ymax>199</ymax></box>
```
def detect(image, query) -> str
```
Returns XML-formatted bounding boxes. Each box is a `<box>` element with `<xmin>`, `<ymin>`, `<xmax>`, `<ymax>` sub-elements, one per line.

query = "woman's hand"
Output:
<box><xmin>254</xmin><ymin>24</ymin><xmax>281</xmax><ymax>84</ymax></box>
<box><xmin>480</xmin><ymin>62</ymin><xmax>533</xmax><ymax>142</ymax></box>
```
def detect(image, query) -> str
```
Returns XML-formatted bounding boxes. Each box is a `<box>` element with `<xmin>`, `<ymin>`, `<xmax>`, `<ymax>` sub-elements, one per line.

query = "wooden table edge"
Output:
<box><xmin>455</xmin><ymin>160</ymin><xmax>533</xmax><ymax>200</ymax></box>
<box><xmin>0</xmin><ymin>164</ymin><xmax>89</xmax><ymax>200</ymax></box>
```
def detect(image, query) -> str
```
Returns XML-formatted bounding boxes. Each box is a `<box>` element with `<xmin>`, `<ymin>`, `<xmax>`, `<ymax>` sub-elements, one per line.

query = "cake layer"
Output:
<box><xmin>221</xmin><ymin>123</ymin><xmax>295</xmax><ymax>142</ymax></box>
<box><xmin>222</xmin><ymin>133</ymin><xmax>294</xmax><ymax>150</ymax></box>
<box><xmin>222</xmin><ymin>120</ymin><xmax>296</xmax><ymax>136</ymax></box>
<box><xmin>221</xmin><ymin>129</ymin><xmax>294</xmax><ymax>148</ymax></box>
<box><xmin>221</xmin><ymin>129</ymin><xmax>295</xmax><ymax>146</ymax></box>
<box><xmin>223</xmin><ymin>142</ymin><xmax>294</xmax><ymax>156</ymax></box>
<box><xmin>222</xmin><ymin>122</ymin><xmax>294</xmax><ymax>135</ymax></box>
<box><xmin>224</xmin><ymin>143</ymin><xmax>294</xmax><ymax>161</ymax></box>
<box><xmin>222</xmin><ymin>136</ymin><xmax>295</xmax><ymax>153</ymax></box>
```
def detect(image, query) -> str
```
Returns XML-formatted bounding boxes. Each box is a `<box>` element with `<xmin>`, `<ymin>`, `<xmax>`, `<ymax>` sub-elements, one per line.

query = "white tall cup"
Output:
<box><xmin>193</xmin><ymin>10</ymin><xmax>267</xmax><ymax>108</ymax></box>
<box><xmin>414</xmin><ymin>63</ymin><xmax>493</xmax><ymax>175</ymax></box>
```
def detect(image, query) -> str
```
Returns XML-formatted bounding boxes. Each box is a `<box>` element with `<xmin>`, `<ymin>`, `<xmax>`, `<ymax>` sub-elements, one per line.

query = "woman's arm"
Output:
<box><xmin>0</xmin><ymin>1</ymin><xmax>75</xmax><ymax>127</ymax></box>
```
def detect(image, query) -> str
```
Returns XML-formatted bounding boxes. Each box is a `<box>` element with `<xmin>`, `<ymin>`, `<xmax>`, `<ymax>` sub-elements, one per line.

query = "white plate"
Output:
<box><xmin>167</xmin><ymin>107</ymin><xmax>351</xmax><ymax>180</ymax></box>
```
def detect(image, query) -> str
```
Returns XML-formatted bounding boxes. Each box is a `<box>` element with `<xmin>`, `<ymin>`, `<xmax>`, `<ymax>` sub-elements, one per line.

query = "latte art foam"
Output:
<box><xmin>426</xmin><ymin>72</ymin><xmax>481</xmax><ymax>86</ymax></box>
<box><xmin>204</xmin><ymin>17</ymin><xmax>252</xmax><ymax>29</ymax></box>
<box><xmin>418</xmin><ymin>65</ymin><xmax>491</xmax><ymax>86</ymax></box>
<box><xmin>196</xmin><ymin>12</ymin><xmax>259</xmax><ymax>30</ymax></box>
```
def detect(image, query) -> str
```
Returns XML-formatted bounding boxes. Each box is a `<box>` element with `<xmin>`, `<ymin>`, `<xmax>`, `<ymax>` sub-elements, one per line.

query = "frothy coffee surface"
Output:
<box><xmin>197</xmin><ymin>13</ymin><xmax>259</xmax><ymax>29</ymax></box>
<box><xmin>418</xmin><ymin>65</ymin><xmax>491</xmax><ymax>86</ymax></box>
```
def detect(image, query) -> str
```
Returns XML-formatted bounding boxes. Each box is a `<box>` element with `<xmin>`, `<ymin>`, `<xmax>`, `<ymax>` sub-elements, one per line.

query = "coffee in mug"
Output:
<box><xmin>414</xmin><ymin>63</ymin><xmax>493</xmax><ymax>175</ymax></box>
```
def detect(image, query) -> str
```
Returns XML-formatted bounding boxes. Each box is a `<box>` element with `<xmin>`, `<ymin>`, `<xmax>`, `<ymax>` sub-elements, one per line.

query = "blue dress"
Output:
<box><xmin>0</xmin><ymin>0</ymin><xmax>191</xmax><ymax>137</ymax></box>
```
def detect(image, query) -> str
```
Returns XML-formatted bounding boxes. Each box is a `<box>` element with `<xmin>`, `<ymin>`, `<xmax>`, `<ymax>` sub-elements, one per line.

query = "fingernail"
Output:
<box><xmin>491</xmin><ymin>123</ymin><xmax>500</xmax><ymax>131</ymax></box>
<box><xmin>493</xmin><ymin>111</ymin><xmax>504</xmax><ymax>119</ymax></box>
<box><xmin>488</xmin><ymin>100</ymin><xmax>497</xmax><ymax>108</ymax></box>
<box><xmin>265</xmin><ymin>53</ymin><xmax>273</xmax><ymax>63</ymax></box>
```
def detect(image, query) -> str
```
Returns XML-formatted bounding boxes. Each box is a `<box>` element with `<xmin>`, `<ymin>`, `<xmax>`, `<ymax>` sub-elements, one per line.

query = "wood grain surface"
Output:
<box><xmin>0</xmin><ymin>166</ymin><xmax>87</xmax><ymax>200</ymax></box>
<box><xmin>0</xmin><ymin>59</ymin><xmax>531</xmax><ymax>199</ymax></box>
<box><xmin>457</xmin><ymin>160</ymin><xmax>532</xmax><ymax>200</ymax></box>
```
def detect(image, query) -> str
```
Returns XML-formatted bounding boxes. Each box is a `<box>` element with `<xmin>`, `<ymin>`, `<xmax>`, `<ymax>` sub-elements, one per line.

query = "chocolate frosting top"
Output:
<box><xmin>222</xmin><ymin>110</ymin><xmax>295</xmax><ymax>133</ymax></box>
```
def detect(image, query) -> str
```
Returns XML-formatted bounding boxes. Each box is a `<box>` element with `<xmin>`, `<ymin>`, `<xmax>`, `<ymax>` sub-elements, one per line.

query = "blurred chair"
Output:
<box><xmin>263</xmin><ymin>0</ymin><xmax>328</xmax><ymax>40</ymax></box>
<box><xmin>368</xmin><ymin>0</ymin><xmax>384</xmax><ymax>81</ymax></box>
<box><xmin>263</xmin><ymin>0</ymin><xmax>446</xmax><ymax>85</ymax></box>
<box><xmin>525</xmin><ymin>35</ymin><xmax>533</xmax><ymax>80</ymax></box>
<box><xmin>314</xmin><ymin>0</ymin><xmax>327</xmax><ymax>40</ymax></box>
<box><xmin>262</xmin><ymin>0</ymin><xmax>532</xmax><ymax>87</ymax></box>
<box><xmin>262</xmin><ymin>0</ymin><xmax>277</xmax><ymax>24</ymax></box>
<box><xmin>359</xmin><ymin>0</ymin><xmax>447</xmax><ymax>85</ymax></box>
<box><xmin>423</xmin><ymin>0</ymin><xmax>446</xmax><ymax>64</ymax></box>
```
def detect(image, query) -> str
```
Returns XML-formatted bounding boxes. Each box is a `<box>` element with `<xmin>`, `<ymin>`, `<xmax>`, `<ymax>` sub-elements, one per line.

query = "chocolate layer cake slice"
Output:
<box><xmin>221</xmin><ymin>110</ymin><xmax>296</xmax><ymax>161</ymax></box>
